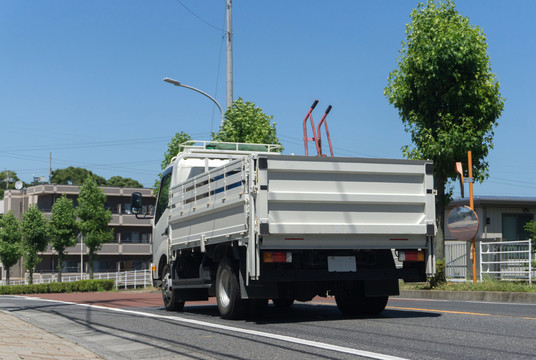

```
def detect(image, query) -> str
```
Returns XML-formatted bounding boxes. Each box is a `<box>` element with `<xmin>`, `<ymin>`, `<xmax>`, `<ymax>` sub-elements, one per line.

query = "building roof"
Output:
<box><xmin>450</xmin><ymin>196</ymin><xmax>536</xmax><ymax>208</ymax></box>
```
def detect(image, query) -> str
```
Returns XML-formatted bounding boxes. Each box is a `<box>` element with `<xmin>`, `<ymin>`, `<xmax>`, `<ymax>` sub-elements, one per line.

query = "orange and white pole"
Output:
<box><xmin>468</xmin><ymin>151</ymin><xmax>477</xmax><ymax>283</ymax></box>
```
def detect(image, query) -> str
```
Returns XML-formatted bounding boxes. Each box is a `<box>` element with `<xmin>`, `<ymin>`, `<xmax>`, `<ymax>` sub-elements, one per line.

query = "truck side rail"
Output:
<box><xmin>168</xmin><ymin>157</ymin><xmax>249</xmax><ymax>249</ymax></box>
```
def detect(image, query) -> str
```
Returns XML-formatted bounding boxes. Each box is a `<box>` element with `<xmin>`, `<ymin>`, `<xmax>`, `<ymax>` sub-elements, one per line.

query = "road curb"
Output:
<box><xmin>399</xmin><ymin>290</ymin><xmax>536</xmax><ymax>304</ymax></box>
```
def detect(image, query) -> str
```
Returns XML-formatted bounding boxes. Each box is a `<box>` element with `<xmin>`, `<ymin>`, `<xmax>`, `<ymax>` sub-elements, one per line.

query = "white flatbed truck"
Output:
<box><xmin>132</xmin><ymin>141</ymin><xmax>436</xmax><ymax>319</ymax></box>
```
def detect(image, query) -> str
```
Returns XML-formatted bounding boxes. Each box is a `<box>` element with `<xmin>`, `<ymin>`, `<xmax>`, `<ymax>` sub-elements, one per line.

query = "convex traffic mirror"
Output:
<box><xmin>447</xmin><ymin>205</ymin><xmax>479</xmax><ymax>241</ymax></box>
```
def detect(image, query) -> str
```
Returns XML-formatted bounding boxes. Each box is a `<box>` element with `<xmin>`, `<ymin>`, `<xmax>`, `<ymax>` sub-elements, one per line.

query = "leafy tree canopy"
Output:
<box><xmin>161</xmin><ymin>131</ymin><xmax>193</xmax><ymax>170</ymax></box>
<box><xmin>212</xmin><ymin>98</ymin><xmax>283</xmax><ymax>149</ymax></box>
<box><xmin>153</xmin><ymin>132</ymin><xmax>192</xmax><ymax>194</ymax></box>
<box><xmin>50</xmin><ymin>167</ymin><xmax>144</xmax><ymax>188</ymax></box>
<box><xmin>21</xmin><ymin>205</ymin><xmax>48</xmax><ymax>284</ymax></box>
<box><xmin>106</xmin><ymin>176</ymin><xmax>143</xmax><ymax>188</ymax></box>
<box><xmin>47</xmin><ymin>194</ymin><xmax>79</xmax><ymax>281</ymax></box>
<box><xmin>385</xmin><ymin>0</ymin><xmax>504</xmax><ymax>184</ymax></box>
<box><xmin>77</xmin><ymin>176</ymin><xmax>114</xmax><ymax>278</ymax></box>
<box><xmin>51</xmin><ymin>167</ymin><xmax>107</xmax><ymax>186</ymax></box>
<box><xmin>523</xmin><ymin>221</ymin><xmax>536</xmax><ymax>249</ymax></box>
<box><xmin>0</xmin><ymin>210</ymin><xmax>23</xmax><ymax>284</ymax></box>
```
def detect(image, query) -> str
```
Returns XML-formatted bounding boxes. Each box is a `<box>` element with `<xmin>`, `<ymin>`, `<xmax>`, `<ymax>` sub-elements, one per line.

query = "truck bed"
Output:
<box><xmin>166</xmin><ymin>154</ymin><xmax>435</xmax><ymax>253</ymax></box>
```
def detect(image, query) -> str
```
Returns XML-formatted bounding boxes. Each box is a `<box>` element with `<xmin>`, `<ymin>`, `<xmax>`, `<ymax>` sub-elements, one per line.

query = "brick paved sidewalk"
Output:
<box><xmin>0</xmin><ymin>311</ymin><xmax>101</xmax><ymax>360</ymax></box>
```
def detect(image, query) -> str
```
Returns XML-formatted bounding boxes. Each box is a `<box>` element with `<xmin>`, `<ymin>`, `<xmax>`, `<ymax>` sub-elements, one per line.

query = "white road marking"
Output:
<box><xmin>18</xmin><ymin>296</ymin><xmax>407</xmax><ymax>360</ymax></box>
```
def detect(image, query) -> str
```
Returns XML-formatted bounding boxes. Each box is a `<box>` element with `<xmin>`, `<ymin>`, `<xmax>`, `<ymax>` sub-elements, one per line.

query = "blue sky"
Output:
<box><xmin>1</xmin><ymin>1</ymin><xmax>535</xmax><ymax>196</ymax></box>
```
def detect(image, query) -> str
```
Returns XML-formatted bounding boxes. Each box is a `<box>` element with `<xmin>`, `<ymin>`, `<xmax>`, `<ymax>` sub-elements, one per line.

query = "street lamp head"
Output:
<box><xmin>163</xmin><ymin>76</ymin><xmax>225</xmax><ymax>128</ymax></box>
<box><xmin>163</xmin><ymin>77</ymin><xmax>181</xmax><ymax>86</ymax></box>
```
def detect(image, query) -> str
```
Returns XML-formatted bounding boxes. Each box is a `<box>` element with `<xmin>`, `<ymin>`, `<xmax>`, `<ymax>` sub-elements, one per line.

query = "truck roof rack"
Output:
<box><xmin>180</xmin><ymin>140</ymin><xmax>282</xmax><ymax>154</ymax></box>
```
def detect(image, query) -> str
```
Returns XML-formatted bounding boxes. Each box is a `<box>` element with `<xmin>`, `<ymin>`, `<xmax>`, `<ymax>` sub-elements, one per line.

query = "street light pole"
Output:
<box><xmin>163</xmin><ymin>77</ymin><xmax>224</xmax><ymax>128</ymax></box>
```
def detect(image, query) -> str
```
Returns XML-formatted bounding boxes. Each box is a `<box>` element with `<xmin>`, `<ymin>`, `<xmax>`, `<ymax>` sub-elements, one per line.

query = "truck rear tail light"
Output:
<box><xmin>398</xmin><ymin>250</ymin><xmax>424</xmax><ymax>262</ymax></box>
<box><xmin>263</xmin><ymin>251</ymin><xmax>292</xmax><ymax>263</ymax></box>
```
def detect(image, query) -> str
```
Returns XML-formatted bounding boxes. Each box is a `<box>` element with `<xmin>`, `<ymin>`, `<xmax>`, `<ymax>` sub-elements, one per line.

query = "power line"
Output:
<box><xmin>211</xmin><ymin>12</ymin><xmax>227</xmax><ymax>133</ymax></box>
<box><xmin>0</xmin><ymin>133</ymin><xmax>212</xmax><ymax>153</ymax></box>
<box><xmin>174</xmin><ymin>0</ymin><xmax>224</xmax><ymax>32</ymax></box>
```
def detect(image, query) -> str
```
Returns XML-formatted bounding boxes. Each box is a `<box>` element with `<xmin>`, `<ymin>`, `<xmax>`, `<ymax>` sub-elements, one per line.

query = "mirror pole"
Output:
<box><xmin>468</xmin><ymin>151</ymin><xmax>477</xmax><ymax>283</ymax></box>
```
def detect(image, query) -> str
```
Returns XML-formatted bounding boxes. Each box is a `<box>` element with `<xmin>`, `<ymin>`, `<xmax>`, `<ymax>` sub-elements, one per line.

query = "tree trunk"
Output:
<box><xmin>435</xmin><ymin>175</ymin><xmax>446</xmax><ymax>261</ymax></box>
<box><xmin>57</xmin><ymin>257</ymin><xmax>63</xmax><ymax>283</ymax></box>
<box><xmin>89</xmin><ymin>250</ymin><xmax>94</xmax><ymax>280</ymax></box>
<box><xmin>6</xmin><ymin>267</ymin><xmax>10</xmax><ymax>286</ymax></box>
<box><xmin>28</xmin><ymin>270</ymin><xmax>33</xmax><ymax>285</ymax></box>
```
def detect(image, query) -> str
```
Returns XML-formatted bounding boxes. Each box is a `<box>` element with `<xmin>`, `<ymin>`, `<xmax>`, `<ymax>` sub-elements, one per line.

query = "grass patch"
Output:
<box><xmin>0</xmin><ymin>279</ymin><xmax>115</xmax><ymax>295</ymax></box>
<box><xmin>401</xmin><ymin>280</ymin><xmax>536</xmax><ymax>293</ymax></box>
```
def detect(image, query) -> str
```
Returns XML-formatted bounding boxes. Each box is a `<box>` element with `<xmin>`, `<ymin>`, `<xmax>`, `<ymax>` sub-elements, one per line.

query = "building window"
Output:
<box><xmin>93</xmin><ymin>260</ymin><xmax>114</xmax><ymax>273</ymax></box>
<box><xmin>121</xmin><ymin>231</ymin><xmax>150</xmax><ymax>243</ymax></box>
<box><xmin>62</xmin><ymin>260</ymin><xmax>80</xmax><ymax>273</ymax></box>
<box><xmin>122</xmin><ymin>202</ymin><xmax>132</xmax><ymax>214</ymax></box>
<box><xmin>142</xmin><ymin>205</ymin><xmax>154</xmax><ymax>215</ymax></box>
<box><xmin>106</xmin><ymin>203</ymin><xmax>120</xmax><ymax>214</ymax></box>
<box><xmin>120</xmin><ymin>260</ymin><xmax>149</xmax><ymax>271</ymax></box>
<box><xmin>502</xmin><ymin>213</ymin><xmax>533</xmax><ymax>241</ymax></box>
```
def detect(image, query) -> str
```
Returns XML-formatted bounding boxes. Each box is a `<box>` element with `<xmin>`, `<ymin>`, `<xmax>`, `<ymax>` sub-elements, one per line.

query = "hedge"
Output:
<box><xmin>0</xmin><ymin>279</ymin><xmax>115</xmax><ymax>295</ymax></box>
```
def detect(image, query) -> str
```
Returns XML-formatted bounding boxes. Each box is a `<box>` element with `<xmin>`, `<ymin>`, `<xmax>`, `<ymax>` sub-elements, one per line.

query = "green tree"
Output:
<box><xmin>161</xmin><ymin>131</ymin><xmax>193</xmax><ymax>170</ymax></box>
<box><xmin>0</xmin><ymin>211</ymin><xmax>23</xmax><ymax>285</ymax></box>
<box><xmin>523</xmin><ymin>221</ymin><xmax>536</xmax><ymax>249</ymax></box>
<box><xmin>50</xmin><ymin>167</ymin><xmax>107</xmax><ymax>186</ymax></box>
<box><xmin>21</xmin><ymin>205</ymin><xmax>48</xmax><ymax>284</ymax></box>
<box><xmin>77</xmin><ymin>176</ymin><xmax>114</xmax><ymax>279</ymax></box>
<box><xmin>106</xmin><ymin>176</ymin><xmax>143</xmax><ymax>188</ymax></box>
<box><xmin>154</xmin><ymin>131</ymin><xmax>192</xmax><ymax>194</ymax></box>
<box><xmin>48</xmin><ymin>195</ymin><xmax>79</xmax><ymax>282</ymax></box>
<box><xmin>212</xmin><ymin>98</ymin><xmax>283</xmax><ymax>149</ymax></box>
<box><xmin>0</xmin><ymin>170</ymin><xmax>22</xmax><ymax>200</ymax></box>
<box><xmin>384</xmin><ymin>0</ymin><xmax>504</xmax><ymax>259</ymax></box>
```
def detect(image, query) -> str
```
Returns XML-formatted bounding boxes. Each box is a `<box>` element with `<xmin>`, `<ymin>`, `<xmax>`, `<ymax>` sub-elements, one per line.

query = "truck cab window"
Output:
<box><xmin>155</xmin><ymin>172</ymin><xmax>172</xmax><ymax>225</ymax></box>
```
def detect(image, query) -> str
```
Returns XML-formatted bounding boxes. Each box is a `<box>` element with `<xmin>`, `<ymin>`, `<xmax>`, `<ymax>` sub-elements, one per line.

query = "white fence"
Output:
<box><xmin>445</xmin><ymin>242</ymin><xmax>468</xmax><ymax>281</ymax></box>
<box><xmin>480</xmin><ymin>240</ymin><xmax>533</xmax><ymax>285</ymax></box>
<box><xmin>0</xmin><ymin>270</ymin><xmax>152</xmax><ymax>289</ymax></box>
<box><xmin>445</xmin><ymin>240</ymin><xmax>534</xmax><ymax>283</ymax></box>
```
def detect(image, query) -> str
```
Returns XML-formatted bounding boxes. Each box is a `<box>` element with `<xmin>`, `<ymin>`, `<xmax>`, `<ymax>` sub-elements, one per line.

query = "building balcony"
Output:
<box><xmin>109</xmin><ymin>214</ymin><xmax>152</xmax><ymax>227</ymax></box>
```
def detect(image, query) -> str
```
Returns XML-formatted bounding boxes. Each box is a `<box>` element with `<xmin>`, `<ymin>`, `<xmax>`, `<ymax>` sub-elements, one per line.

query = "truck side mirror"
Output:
<box><xmin>131</xmin><ymin>192</ymin><xmax>142</xmax><ymax>214</ymax></box>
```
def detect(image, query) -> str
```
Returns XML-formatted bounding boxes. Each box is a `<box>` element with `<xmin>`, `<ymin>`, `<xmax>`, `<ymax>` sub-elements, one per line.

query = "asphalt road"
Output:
<box><xmin>1</xmin><ymin>294</ymin><xmax>535</xmax><ymax>360</ymax></box>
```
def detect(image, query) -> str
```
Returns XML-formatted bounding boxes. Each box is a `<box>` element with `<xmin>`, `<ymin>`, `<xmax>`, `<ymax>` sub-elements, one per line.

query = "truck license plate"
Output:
<box><xmin>328</xmin><ymin>256</ymin><xmax>357</xmax><ymax>272</ymax></box>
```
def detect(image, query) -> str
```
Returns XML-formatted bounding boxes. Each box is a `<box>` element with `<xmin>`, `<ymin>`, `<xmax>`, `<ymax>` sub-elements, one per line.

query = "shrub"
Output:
<box><xmin>0</xmin><ymin>279</ymin><xmax>115</xmax><ymax>295</ymax></box>
<box><xmin>428</xmin><ymin>259</ymin><xmax>446</xmax><ymax>288</ymax></box>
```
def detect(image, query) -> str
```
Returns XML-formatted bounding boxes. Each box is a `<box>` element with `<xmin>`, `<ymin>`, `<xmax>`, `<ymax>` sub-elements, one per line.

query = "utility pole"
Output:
<box><xmin>3</xmin><ymin>170</ymin><xmax>13</xmax><ymax>189</ymax></box>
<box><xmin>49</xmin><ymin>152</ymin><xmax>52</xmax><ymax>183</ymax></box>
<box><xmin>226</xmin><ymin>0</ymin><xmax>233</xmax><ymax>110</ymax></box>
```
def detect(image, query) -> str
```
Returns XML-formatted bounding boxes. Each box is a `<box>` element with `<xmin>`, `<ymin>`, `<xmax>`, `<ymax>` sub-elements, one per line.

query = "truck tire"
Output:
<box><xmin>272</xmin><ymin>298</ymin><xmax>294</xmax><ymax>308</ymax></box>
<box><xmin>162</xmin><ymin>265</ymin><xmax>185</xmax><ymax>311</ymax></box>
<box><xmin>216</xmin><ymin>258</ymin><xmax>248</xmax><ymax>319</ymax></box>
<box><xmin>335</xmin><ymin>283</ymin><xmax>388</xmax><ymax>316</ymax></box>
<box><xmin>363</xmin><ymin>296</ymin><xmax>388</xmax><ymax>315</ymax></box>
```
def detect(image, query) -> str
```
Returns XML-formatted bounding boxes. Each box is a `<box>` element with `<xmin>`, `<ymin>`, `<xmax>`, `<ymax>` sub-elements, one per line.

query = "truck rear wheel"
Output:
<box><xmin>216</xmin><ymin>258</ymin><xmax>248</xmax><ymax>319</ymax></box>
<box><xmin>272</xmin><ymin>298</ymin><xmax>294</xmax><ymax>308</ymax></box>
<box><xmin>162</xmin><ymin>265</ymin><xmax>185</xmax><ymax>311</ymax></box>
<box><xmin>335</xmin><ymin>283</ymin><xmax>388</xmax><ymax>316</ymax></box>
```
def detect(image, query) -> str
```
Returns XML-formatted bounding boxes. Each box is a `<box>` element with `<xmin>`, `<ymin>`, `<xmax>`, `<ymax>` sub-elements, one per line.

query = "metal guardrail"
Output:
<box><xmin>0</xmin><ymin>270</ymin><xmax>152</xmax><ymax>289</ymax></box>
<box><xmin>480</xmin><ymin>240</ymin><xmax>533</xmax><ymax>285</ymax></box>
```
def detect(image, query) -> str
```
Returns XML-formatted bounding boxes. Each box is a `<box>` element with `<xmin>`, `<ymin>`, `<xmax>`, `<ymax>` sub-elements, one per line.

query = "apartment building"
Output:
<box><xmin>1</xmin><ymin>184</ymin><xmax>155</xmax><ymax>281</ymax></box>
